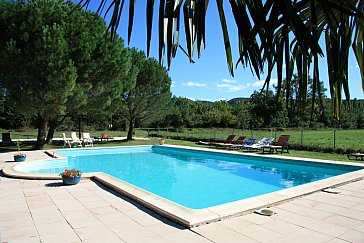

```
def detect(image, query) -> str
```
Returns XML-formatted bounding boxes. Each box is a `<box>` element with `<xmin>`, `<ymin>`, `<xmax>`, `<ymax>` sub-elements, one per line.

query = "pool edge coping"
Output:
<box><xmin>2</xmin><ymin>144</ymin><xmax>364</xmax><ymax>228</ymax></box>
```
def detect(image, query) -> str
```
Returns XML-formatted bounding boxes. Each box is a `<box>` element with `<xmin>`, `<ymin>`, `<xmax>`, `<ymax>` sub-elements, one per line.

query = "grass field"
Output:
<box><xmin>147</xmin><ymin>128</ymin><xmax>364</xmax><ymax>151</ymax></box>
<box><xmin>0</xmin><ymin>132</ymin><xmax>361</xmax><ymax>164</ymax></box>
<box><xmin>2</xmin><ymin>128</ymin><xmax>363</xmax><ymax>151</ymax></box>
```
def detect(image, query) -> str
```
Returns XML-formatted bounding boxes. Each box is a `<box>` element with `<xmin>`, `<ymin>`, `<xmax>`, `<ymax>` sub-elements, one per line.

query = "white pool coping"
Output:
<box><xmin>2</xmin><ymin>144</ymin><xmax>364</xmax><ymax>228</ymax></box>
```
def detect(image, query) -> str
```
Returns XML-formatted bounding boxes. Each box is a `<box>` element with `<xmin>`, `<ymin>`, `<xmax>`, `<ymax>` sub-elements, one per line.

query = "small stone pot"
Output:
<box><xmin>62</xmin><ymin>176</ymin><xmax>81</xmax><ymax>185</ymax></box>
<box><xmin>14</xmin><ymin>155</ymin><xmax>26</xmax><ymax>162</ymax></box>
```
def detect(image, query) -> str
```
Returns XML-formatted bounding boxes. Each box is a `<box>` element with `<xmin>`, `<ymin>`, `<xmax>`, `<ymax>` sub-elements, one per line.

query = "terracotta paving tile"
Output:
<box><xmin>326</xmin><ymin>238</ymin><xmax>351</xmax><ymax>243</ymax></box>
<box><xmin>107</xmin><ymin>221</ymin><xmax>168</xmax><ymax>243</ymax></box>
<box><xmin>336</xmin><ymin>208</ymin><xmax>364</xmax><ymax>221</ymax></box>
<box><xmin>26</xmin><ymin>195</ymin><xmax>55</xmax><ymax>209</ymax></box>
<box><xmin>236</xmin><ymin>223</ymin><xmax>284</xmax><ymax>242</ymax></box>
<box><xmin>192</xmin><ymin>223</ymin><xmax>256</xmax><ymax>242</ymax></box>
<box><xmin>89</xmin><ymin>205</ymin><xmax>118</xmax><ymax>215</ymax></box>
<box><xmin>76</xmin><ymin>195</ymin><xmax>103</xmax><ymax>203</ymax></box>
<box><xmin>352</xmin><ymin>203</ymin><xmax>364</xmax><ymax>212</ymax></box>
<box><xmin>30</xmin><ymin>206</ymin><xmax>65</xmax><ymax>225</ymax></box>
<box><xmin>305</xmin><ymin>220</ymin><xmax>351</xmax><ymax>237</ymax></box>
<box><xmin>74</xmin><ymin>225</ymin><xmax>122</xmax><ymax>241</ymax></box>
<box><xmin>1</xmin><ymin>225</ymin><xmax>39</xmax><ymax>242</ymax></box>
<box><xmin>80</xmin><ymin>199</ymin><xmax>111</xmax><ymax>209</ymax></box>
<box><xmin>147</xmin><ymin>220</ymin><xmax>187</xmax><ymax>236</ymax></box>
<box><xmin>279</xmin><ymin>212</ymin><xmax>320</xmax><ymax>228</ymax></box>
<box><xmin>261</xmin><ymin>219</ymin><xmax>304</xmax><ymax>234</ymax></box>
<box><xmin>337</xmin><ymin>229</ymin><xmax>364</xmax><ymax>242</ymax></box>
<box><xmin>39</xmin><ymin>231</ymin><xmax>81</xmax><ymax>243</ymax></box>
<box><xmin>355</xmin><ymin>223</ymin><xmax>364</xmax><ymax>233</ymax></box>
<box><xmin>272</xmin><ymin>227</ymin><xmax>333</xmax><ymax>243</ymax></box>
<box><xmin>52</xmin><ymin>198</ymin><xmax>85</xmax><ymax>212</ymax></box>
<box><xmin>241</xmin><ymin>212</ymin><xmax>275</xmax><ymax>225</ymax></box>
<box><xmin>123</xmin><ymin>208</ymin><xmax>164</xmax><ymax>227</ymax></box>
<box><xmin>217</xmin><ymin>216</ymin><xmax>256</xmax><ymax>232</ymax></box>
<box><xmin>94</xmin><ymin>210</ymin><xmax>130</xmax><ymax>226</ymax></box>
<box><xmin>62</xmin><ymin>209</ymin><xmax>103</xmax><ymax>229</ymax></box>
<box><xmin>323</xmin><ymin>214</ymin><xmax>364</xmax><ymax>228</ymax></box>
<box><xmin>0</xmin><ymin>209</ymin><xmax>31</xmax><ymax>222</ymax></box>
<box><xmin>276</xmin><ymin>201</ymin><xmax>332</xmax><ymax>220</ymax></box>
<box><xmin>35</xmin><ymin>221</ymin><xmax>74</xmax><ymax>236</ymax></box>
<box><xmin>0</xmin><ymin>198</ymin><xmax>28</xmax><ymax>213</ymax></box>
<box><xmin>311</xmin><ymin>202</ymin><xmax>347</xmax><ymax>214</ymax></box>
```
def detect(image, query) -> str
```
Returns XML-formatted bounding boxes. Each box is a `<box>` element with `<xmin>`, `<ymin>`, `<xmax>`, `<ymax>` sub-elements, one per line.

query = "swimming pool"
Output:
<box><xmin>14</xmin><ymin>145</ymin><xmax>362</xmax><ymax>210</ymax></box>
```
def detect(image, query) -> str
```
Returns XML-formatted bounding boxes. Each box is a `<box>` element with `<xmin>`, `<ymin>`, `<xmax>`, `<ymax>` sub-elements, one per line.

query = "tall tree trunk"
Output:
<box><xmin>35</xmin><ymin>114</ymin><xmax>48</xmax><ymax>150</ymax></box>
<box><xmin>46</xmin><ymin>119</ymin><xmax>57</xmax><ymax>144</ymax></box>
<box><xmin>127</xmin><ymin>118</ymin><xmax>135</xmax><ymax>141</ymax></box>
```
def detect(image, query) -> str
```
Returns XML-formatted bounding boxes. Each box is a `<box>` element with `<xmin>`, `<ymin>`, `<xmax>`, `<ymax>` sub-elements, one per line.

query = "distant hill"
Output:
<box><xmin>228</xmin><ymin>98</ymin><xmax>250</xmax><ymax>104</ymax></box>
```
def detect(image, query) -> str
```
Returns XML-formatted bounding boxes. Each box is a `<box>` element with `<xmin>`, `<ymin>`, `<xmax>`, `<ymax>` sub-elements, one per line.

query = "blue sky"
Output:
<box><xmin>83</xmin><ymin>1</ymin><xmax>363</xmax><ymax>101</ymax></box>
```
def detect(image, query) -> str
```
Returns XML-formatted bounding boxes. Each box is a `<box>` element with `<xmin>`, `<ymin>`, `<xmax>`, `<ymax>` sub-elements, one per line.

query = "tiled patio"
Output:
<box><xmin>1</xmin><ymin>151</ymin><xmax>364</xmax><ymax>242</ymax></box>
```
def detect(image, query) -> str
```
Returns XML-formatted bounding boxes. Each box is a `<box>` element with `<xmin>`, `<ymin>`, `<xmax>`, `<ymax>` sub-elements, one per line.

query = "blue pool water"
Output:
<box><xmin>17</xmin><ymin>146</ymin><xmax>361</xmax><ymax>209</ymax></box>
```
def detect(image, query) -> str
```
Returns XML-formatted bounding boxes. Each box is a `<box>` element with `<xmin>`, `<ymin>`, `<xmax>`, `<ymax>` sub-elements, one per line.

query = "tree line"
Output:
<box><xmin>0</xmin><ymin>0</ymin><xmax>171</xmax><ymax>149</ymax></box>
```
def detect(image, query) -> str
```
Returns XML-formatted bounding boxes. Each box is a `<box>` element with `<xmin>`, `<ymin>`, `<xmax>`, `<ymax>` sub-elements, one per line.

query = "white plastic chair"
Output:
<box><xmin>62</xmin><ymin>133</ymin><xmax>71</xmax><ymax>148</ymax></box>
<box><xmin>71</xmin><ymin>132</ymin><xmax>83</xmax><ymax>147</ymax></box>
<box><xmin>82</xmin><ymin>132</ymin><xmax>93</xmax><ymax>147</ymax></box>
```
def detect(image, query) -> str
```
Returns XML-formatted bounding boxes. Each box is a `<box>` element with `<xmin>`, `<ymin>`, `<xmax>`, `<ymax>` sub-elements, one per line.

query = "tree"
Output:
<box><xmin>0</xmin><ymin>0</ymin><xmax>130</xmax><ymax>149</ymax></box>
<box><xmin>119</xmin><ymin>49</ymin><xmax>171</xmax><ymax>140</ymax></box>
<box><xmin>78</xmin><ymin>0</ymin><xmax>364</xmax><ymax>120</ymax></box>
<box><xmin>163</xmin><ymin>97</ymin><xmax>201</xmax><ymax>129</ymax></box>
<box><xmin>250</xmin><ymin>90</ymin><xmax>287</xmax><ymax>128</ymax></box>
<box><xmin>233</xmin><ymin>101</ymin><xmax>252</xmax><ymax>129</ymax></box>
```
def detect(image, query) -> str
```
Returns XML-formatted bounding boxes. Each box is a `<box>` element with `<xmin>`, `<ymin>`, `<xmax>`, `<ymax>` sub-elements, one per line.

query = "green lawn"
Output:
<box><xmin>1</xmin><ymin>135</ymin><xmax>361</xmax><ymax>164</ymax></box>
<box><xmin>148</xmin><ymin>128</ymin><xmax>364</xmax><ymax>150</ymax></box>
<box><xmin>2</xmin><ymin>128</ymin><xmax>363</xmax><ymax>151</ymax></box>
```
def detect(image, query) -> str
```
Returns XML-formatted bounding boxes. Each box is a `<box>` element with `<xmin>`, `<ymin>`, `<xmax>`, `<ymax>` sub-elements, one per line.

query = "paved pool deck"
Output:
<box><xmin>1</xmin><ymin>150</ymin><xmax>364</xmax><ymax>242</ymax></box>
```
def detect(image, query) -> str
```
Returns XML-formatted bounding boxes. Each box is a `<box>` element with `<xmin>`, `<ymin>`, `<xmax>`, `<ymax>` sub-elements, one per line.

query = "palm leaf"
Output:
<box><xmin>216</xmin><ymin>0</ymin><xmax>234</xmax><ymax>76</ymax></box>
<box><xmin>127</xmin><ymin>0</ymin><xmax>136</xmax><ymax>45</ymax></box>
<box><xmin>146</xmin><ymin>0</ymin><xmax>155</xmax><ymax>56</ymax></box>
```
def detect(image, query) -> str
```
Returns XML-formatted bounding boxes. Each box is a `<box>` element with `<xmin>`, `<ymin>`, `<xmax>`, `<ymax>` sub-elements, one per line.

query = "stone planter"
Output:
<box><xmin>13</xmin><ymin>155</ymin><xmax>26</xmax><ymax>162</ymax></box>
<box><xmin>61</xmin><ymin>176</ymin><xmax>81</xmax><ymax>185</ymax></box>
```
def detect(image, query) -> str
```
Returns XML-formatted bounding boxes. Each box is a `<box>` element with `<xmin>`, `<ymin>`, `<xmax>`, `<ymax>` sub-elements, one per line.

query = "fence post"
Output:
<box><xmin>333</xmin><ymin>129</ymin><xmax>336</xmax><ymax>149</ymax></box>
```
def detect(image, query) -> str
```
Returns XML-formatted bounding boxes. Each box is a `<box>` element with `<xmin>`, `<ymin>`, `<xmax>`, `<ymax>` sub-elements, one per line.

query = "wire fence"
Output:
<box><xmin>140</xmin><ymin>127</ymin><xmax>364</xmax><ymax>151</ymax></box>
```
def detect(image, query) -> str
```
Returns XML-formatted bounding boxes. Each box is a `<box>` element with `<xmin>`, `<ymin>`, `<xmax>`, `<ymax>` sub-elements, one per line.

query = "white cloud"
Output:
<box><xmin>213</xmin><ymin>98</ymin><xmax>227</xmax><ymax>101</ymax></box>
<box><xmin>216</xmin><ymin>83</ymin><xmax>249</xmax><ymax>92</ymax></box>
<box><xmin>251</xmin><ymin>78</ymin><xmax>278</xmax><ymax>88</ymax></box>
<box><xmin>182</xmin><ymin>81</ymin><xmax>207</xmax><ymax>87</ymax></box>
<box><xmin>221</xmin><ymin>79</ymin><xmax>238</xmax><ymax>84</ymax></box>
<box><xmin>283</xmin><ymin>64</ymin><xmax>286</xmax><ymax>69</ymax></box>
<box><xmin>171</xmin><ymin>81</ymin><xmax>176</xmax><ymax>88</ymax></box>
<box><xmin>356</xmin><ymin>64</ymin><xmax>359</xmax><ymax>68</ymax></box>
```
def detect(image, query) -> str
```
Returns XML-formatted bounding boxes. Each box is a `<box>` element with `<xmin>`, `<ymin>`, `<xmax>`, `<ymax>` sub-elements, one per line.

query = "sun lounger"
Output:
<box><xmin>244</xmin><ymin>138</ymin><xmax>274</xmax><ymax>151</ymax></box>
<box><xmin>198</xmin><ymin>141</ymin><xmax>211</xmax><ymax>145</ymax></box>
<box><xmin>212</xmin><ymin>135</ymin><xmax>244</xmax><ymax>148</ymax></box>
<box><xmin>229</xmin><ymin>138</ymin><xmax>256</xmax><ymax>150</ymax></box>
<box><xmin>347</xmin><ymin>152</ymin><xmax>364</xmax><ymax>161</ymax></box>
<box><xmin>207</xmin><ymin>134</ymin><xmax>235</xmax><ymax>147</ymax></box>
<box><xmin>262</xmin><ymin>135</ymin><xmax>290</xmax><ymax>153</ymax></box>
